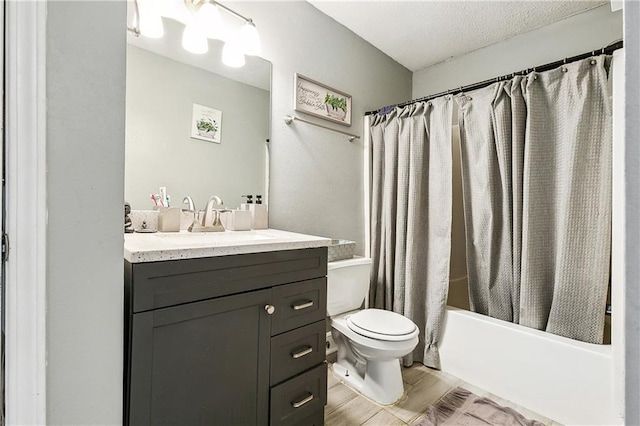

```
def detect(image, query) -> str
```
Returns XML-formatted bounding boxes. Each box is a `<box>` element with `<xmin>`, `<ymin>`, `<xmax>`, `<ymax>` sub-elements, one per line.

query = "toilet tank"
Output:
<box><xmin>326</xmin><ymin>257</ymin><xmax>372</xmax><ymax>316</ymax></box>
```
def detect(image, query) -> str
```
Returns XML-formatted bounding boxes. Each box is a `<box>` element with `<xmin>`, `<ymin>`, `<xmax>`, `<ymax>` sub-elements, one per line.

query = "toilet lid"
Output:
<box><xmin>347</xmin><ymin>309</ymin><xmax>417</xmax><ymax>341</ymax></box>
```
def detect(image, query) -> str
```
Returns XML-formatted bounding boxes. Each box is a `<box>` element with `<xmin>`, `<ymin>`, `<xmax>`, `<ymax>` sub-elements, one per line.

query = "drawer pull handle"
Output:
<box><xmin>265</xmin><ymin>304</ymin><xmax>276</xmax><ymax>315</ymax></box>
<box><xmin>291</xmin><ymin>393</ymin><xmax>314</xmax><ymax>408</ymax></box>
<box><xmin>291</xmin><ymin>346</ymin><xmax>313</xmax><ymax>359</ymax></box>
<box><xmin>292</xmin><ymin>301</ymin><xmax>314</xmax><ymax>310</ymax></box>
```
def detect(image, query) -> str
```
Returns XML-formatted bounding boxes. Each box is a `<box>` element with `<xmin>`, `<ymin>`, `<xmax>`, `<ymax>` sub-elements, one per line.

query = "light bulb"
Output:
<box><xmin>182</xmin><ymin>23</ymin><xmax>208</xmax><ymax>54</ymax></box>
<box><xmin>138</xmin><ymin>0</ymin><xmax>164</xmax><ymax>38</ymax></box>
<box><xmin>196</xmin><ymin>3</ymin><xmax>223</xmax><ymax>40</ymax></box>
<box><xmin>222</xmin><ymin>36</ymin><xmax>245</xmax><ymax>67</ymax></box>
<box><xmin>239</xmin><ymin>21</ymin><xmax>261</xmax><ymax>56</ymax></box>
<box><xmin>159</xmin><ymin>0</ymin><xmax>191</xmax><ymax>24</ymax></box>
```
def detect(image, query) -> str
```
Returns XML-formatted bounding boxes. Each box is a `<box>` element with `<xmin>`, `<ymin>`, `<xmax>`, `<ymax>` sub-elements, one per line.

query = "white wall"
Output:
<box><xmin>126</xmin><ymin>46</ymin><xmax>269</xmax><ymax>210</ymax></box>
<box><xmin>413</xmin><ymin>5</ymin><xmax>622</xmax><ymax>98</ymax></box>
<box><xmin>46</xmin><ymin>2</ymin><xmax>126</xmax><ymax>424</ymax></box>
<box><xmin>231</xmin><ymin>2</ymin><xmax>412</xmax><ymax>254</ymax></box>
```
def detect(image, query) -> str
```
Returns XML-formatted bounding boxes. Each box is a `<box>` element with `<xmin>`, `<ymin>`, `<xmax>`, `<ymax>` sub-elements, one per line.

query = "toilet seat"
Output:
<box><xmin>346</xmin><ymin>309</ymin><xmax>417</xmax><ymax>342</ymax></box>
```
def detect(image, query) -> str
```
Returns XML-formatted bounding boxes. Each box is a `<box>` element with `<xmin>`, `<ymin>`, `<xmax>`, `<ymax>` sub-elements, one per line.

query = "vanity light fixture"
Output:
<box><xmin>128</xmin><ymin>0</ymin><xmax>262</xmax><ymax>67</ymax></box>
<box><xmin>138</xmin><ymin>0</ymin><xmax>165</xmax><ymax>38</ymax></box>
<box><xmin>195</xmin><ymin>2</ymin><xmax>223</xmax><ymax>40</ymax></box>
<box><xmin>239</xmin><ymin>20</ymin><xmax>261</xmax><ymax>56</ymax></box>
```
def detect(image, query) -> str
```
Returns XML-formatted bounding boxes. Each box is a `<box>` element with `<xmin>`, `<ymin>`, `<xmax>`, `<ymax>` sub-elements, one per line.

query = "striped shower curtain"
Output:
<box><xmin>457</xmin><ymin>56</ymin><xmax>612</xmax><ymax>343</ymax></box>
<box><xmin>369</xmin><ymin>99</ymin><xmax>453</xmax><ymax>368</ymax></box>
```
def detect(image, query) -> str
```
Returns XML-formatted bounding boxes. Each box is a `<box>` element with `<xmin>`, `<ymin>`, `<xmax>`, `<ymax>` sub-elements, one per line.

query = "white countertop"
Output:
<box><xmin>124</xmin><ymin>228</ymin><xmax>332</xmax><ymax>263</ymax></box>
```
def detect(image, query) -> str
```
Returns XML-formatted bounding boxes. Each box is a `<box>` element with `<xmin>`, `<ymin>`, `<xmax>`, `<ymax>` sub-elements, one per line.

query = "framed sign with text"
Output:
<box><xmin>294</xmin><ymin>73</ymin><xmax>352</xmax><ymax>127</ymax></box>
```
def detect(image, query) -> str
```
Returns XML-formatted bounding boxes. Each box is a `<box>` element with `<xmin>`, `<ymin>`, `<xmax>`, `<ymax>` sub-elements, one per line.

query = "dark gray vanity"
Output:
<box><xmin>124</xmin><ymin>230</ymin><xmax>330</xmax><ymax>425</ymax></box>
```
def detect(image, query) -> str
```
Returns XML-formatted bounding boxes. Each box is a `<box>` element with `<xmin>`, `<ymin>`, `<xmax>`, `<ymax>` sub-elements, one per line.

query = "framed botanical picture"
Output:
<box><xmin>294</xmin><ymin>73</ymin><xmax>352</xmax><ymax>127</ymax></box>
<box><xmin>191</xmin><ymin>103</ymin><xmax>222</xmax><ymax>143</ymax></box>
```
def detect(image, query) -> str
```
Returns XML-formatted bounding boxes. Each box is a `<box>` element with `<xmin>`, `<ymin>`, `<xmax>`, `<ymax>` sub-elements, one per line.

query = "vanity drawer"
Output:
<box><xmin>271</xmin><ymin>320</ymin><xmax>326</xmax><ymax>385</ymax></box>
<box><xmin>270</xmin><ymin>363</ymin><xmax>327</xmax><ymax>426</ymax></box>
<box><xmin>271</xmin><ymin>278</ymin><xmax>327</xmax><ymax>335</ymax></box>
<box><xmin>127</xmin><ymin>247</ymin><xmax>327</xmax><ymax>313</ymax></box>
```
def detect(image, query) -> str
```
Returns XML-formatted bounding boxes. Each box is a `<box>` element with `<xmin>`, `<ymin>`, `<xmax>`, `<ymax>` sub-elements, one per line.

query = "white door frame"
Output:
<box><xmin>4</xmin><ymin>1</ymin><xmax>48</xmax><ymax>424</ymax></box>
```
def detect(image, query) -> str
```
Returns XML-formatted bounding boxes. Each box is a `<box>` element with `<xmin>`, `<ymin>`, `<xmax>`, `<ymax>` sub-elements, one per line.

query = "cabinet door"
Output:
<box><xmin>128</xmin><ymin>289</ymin><xmax>272</xmax><ymax>426</ymax></box>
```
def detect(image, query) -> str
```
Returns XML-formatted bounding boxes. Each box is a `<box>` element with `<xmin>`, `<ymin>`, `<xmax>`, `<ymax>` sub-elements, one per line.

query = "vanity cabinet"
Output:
<box><xmin>124</xmin><ymin>247</ymin><xmax>328</xmax><ymax>426</ymax></box>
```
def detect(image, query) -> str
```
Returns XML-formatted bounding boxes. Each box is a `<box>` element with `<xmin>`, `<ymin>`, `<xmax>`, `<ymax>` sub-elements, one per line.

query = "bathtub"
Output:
<box><xmin>439</xmin><ymin>307</ymin><xmax>619</xmax><ymax>425</ymax></box>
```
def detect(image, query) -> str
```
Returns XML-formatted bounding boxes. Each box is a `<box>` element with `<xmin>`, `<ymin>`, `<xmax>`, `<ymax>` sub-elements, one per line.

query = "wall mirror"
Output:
<box><xmin>125</xmin><ymin>18</ymin><xmax>271</xmax><ymax>211</ymax></box>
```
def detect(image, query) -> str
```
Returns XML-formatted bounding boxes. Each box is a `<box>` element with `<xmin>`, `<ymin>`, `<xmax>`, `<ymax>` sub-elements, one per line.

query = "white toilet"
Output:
<box><xmin>327</xmin><ymin>257</ymin><xmax>419</xmax><ymax>405</ymax></box>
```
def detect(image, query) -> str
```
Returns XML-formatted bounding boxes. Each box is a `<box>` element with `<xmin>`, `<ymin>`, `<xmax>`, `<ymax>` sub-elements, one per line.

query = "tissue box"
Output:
<box><xmin>328</xmin><ymin>239</ymin><xmax>356</xmax><ymax>262</ymax></box>
<box><xmin>130</xmin><ymin>210</ymin><xmax>159</xmax><ymax>231</ymax></box>
<box><xmin>246</xmin><ymin>204</ymin><xmax>268</xmax><ymax>229</ymax></box>
<box><xmin>220</xmin><ymin>210</ymin><xmax>252</xmax><ymax>231</ymax></box>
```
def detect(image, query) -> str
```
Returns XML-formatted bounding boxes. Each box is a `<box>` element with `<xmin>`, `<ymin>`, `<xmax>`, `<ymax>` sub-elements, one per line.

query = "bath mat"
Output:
<box><xmin>413</xmin><ymin>387</ymin><xmax>545</xmax><ymax>426</ymax></box>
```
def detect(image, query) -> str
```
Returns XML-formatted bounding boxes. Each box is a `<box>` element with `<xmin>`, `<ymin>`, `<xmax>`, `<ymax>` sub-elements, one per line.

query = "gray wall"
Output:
<box><xmin>413</xmin><ymin>5</ymin><xmax>623</xmax><ymax>98</ymax></box>
<box><xmin>42</xmin><ymin>2</ymin><xmax>408</xmax><ymax>422</ymax></box>
<box><xmin>126</xmin><ymin>46</ymin><xmax>269</xmax><ymax>210</ymax></box>
<box><xmin>625</xmin><ymin>1</ymin><xmax>640</xmax><ymax>423</ymax></box>
<box><xmin>232</xmin><ymin>2</ymin><xmax>412</xmax><ymax>253</ymax></box>
<box><xmin>46</xmin><ymin>2</ymin><xmax>126</xmax><ymax>424</ymax></box>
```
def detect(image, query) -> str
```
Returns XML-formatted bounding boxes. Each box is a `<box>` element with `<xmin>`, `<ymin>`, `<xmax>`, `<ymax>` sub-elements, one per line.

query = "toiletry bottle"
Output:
<box><xmin>240</xmin><ymin>195</ymin><xmax>253</xmax><ymax>210</ymax></box>
<box><xmin>251</xmin><ymin>195</ymin><xmax>268</xmax><ymax>229</ymax></box>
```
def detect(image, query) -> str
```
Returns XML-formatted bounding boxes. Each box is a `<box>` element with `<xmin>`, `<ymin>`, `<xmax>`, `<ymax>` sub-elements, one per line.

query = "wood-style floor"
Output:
<box><xmin>324</xmin><ymin>362</ymin><xmax>562</xmax><ymax>426</ymax></box>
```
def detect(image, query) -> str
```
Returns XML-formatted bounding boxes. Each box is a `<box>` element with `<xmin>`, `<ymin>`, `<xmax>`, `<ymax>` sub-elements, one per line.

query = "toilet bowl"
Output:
<box><xmin>327</xmin><ymin>257</ymin><xmax>419</xmax><ymax>405</ymax></box>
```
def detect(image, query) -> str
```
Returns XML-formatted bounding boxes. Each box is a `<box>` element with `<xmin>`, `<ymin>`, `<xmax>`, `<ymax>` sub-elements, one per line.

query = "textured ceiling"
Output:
<box><xmin>307</xmin><ymin>1</ymin><xmax>608</xmax><ymax>71</ymax></box>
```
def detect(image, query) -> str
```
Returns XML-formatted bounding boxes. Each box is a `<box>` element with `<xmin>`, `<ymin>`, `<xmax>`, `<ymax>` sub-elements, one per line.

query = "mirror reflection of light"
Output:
<box><xmin>159</xmin><ymin>0</ymin><xmax>190</xmax><ymax>24</ymax></box>
<box><xmin>222</xmin><ymin>34</ymin><xmax>246</xmax><ymax>68</ymax></box>
<box><xmin>182</xmin><ymin>21</ymin><xmax>209</xmax><ymax>55</ymax></box>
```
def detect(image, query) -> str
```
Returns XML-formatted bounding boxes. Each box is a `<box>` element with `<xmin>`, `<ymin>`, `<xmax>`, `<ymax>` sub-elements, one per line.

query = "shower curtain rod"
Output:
<box><xmin>365</xmin><ymin>39</ymin><xmax>623</xmax><ymax>116</ymax></box>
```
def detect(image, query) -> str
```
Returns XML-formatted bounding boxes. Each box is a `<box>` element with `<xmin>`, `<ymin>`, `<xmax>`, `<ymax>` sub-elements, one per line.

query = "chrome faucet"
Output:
<box><xmin>188</xmin><ymin>195</ymin><xmax>225</xmax><ymax>232</ymax></box>
<box><xmin>202</xmin><ymin>195</ymin><xmax>223</xmax><ymax>226</ymax></box>
<box><xmin>182</xmin><ymin>196</ymin><xmax>196</xmax><ymax>212</ymax></box>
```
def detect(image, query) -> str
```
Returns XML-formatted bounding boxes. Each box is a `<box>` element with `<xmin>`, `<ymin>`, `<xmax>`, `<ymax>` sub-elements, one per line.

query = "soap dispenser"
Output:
<box><xmin>240</xmin><ymin>195</ymin><xmax>253</xmax><ymax>211</ymax></box>
<box><xmin>250</xmin><ymin>194</ymin><xmax>268</xmax><ymax>229</ymax></box>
